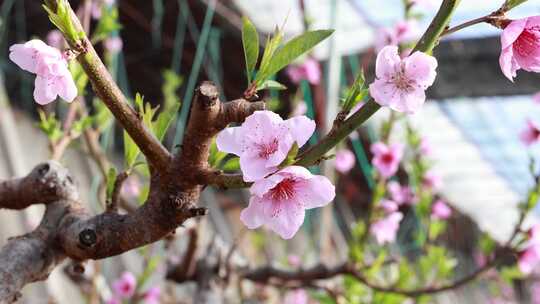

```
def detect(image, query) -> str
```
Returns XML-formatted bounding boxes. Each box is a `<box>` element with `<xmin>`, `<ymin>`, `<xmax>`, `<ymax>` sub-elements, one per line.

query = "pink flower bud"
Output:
<box><xmin>431</xmin><ymin>200</ymin><xmax>452</xmax><ymax>220</ymax></box>
<box><xmin>334</xmin><ymin>149</ymin><xmax>356</xmax><ymax>173</ymax></box>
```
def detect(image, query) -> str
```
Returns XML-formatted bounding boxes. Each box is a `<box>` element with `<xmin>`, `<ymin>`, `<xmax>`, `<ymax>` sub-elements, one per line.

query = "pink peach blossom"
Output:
<box><xmin>292</xmin><ymin>102</ymin><xmax>308</xmax><ymax>116</ymax></box>
<box><xmin>371</xmin><ymin>142</ymin><xmax>404</xmax><ymax>178</ymax></box>
<box><xmin>105</xmin><ymin>298</ymin><xmax>121</xmax><ymax>304</ymax></box>
<box><xmin>104</xmin><ymin>36</ymin><xmax>123</xmax><ymax>54</ymax></box>
<box><xmin>520</xmin><ymin>119</ymin><xmax>540</xmax><ymax>146</ymax></box>
<box><xmin>532</xmin><ymin>281</ymin><xmax>540</xmax><ymax>304</ymax></box>
<box><xmin>9</xmin><ymin>39</ymin><xmax>77</xmax><ymax>104</ymax></box>
<box><xmin>370</xmin><ymin>212</ymin><xmax>403</xmax><ymax>244</ymax></box>
<box><xmin>284</xmin><ymin>289</ymin><xmax>309</xmax><ymax>304</ymax></box>
<box><xmin>387</xmin><ymin>181</ymin><xmax>416</xmax><ymax>205</ymax></box>
<box><xmin>422</xmin><ymin>170</ymin><xmax>442</xmax><ymax>190</ymax></box>
<box><xmin>240</xmin><ymin>166</ymin><xmax>335</xmax><ymax>239</ymax></box>
<box><xmin>46</xmin><ymin>30</ymin><xmax>64</xmax><ymax>49</ymax></box>
<box><xmin>431</xmin><ymin>200</ymin><xmax>452</xmax><ymax>220</ymax></box>
<box><xmin>121</xmin><ymin>175</ymin><xmax>141</xmax><ymax>198</ymax></box>
<box><xmin>499</xmin><ymin>16</ymin><xmax>540</xmax><ymax>81</ymax></box>
<box><xmin>143</xmin><ymin>286</ymin><xmax>161</xmax><ymax>304</ymax></box>
<box><xmin>519</xmin><ymin>224</ymin><xmax>540</xmax><ymax>274</ymax></box>
<box><xmin>419</xmin><ymin>137</ymin><xmax>433</xmax><ymax>156</ymax></box>
<box><xmin>519</xmin><ymin>245</ymin><xmax>540</xmax><ymax>274</ymax></box>
<box><xmin>335</xmin><ymin>149</ymin><xmax>356</xmax><ymax>173</ymax></box>
<box><xmin>112</xmin><ymin>272</ymin><xmax>137</xmax><ymax>299</ymax></box>
<box><xmin>288</xmin><ymin>254</ymin><xmax>301</xmax><ymax>267</ymax></box>
<box><xmin>369</xmin><ymin>46</ymin><xmax>437</xmax><ymax>114</ymax></box>
<box><xmin>374</xmin><ymin>20</ymin><xmax>420</xmax><ymax>51</ymax></box>
<box><xmin>92</xmin><ymin>0</ymin><xmax>116</xmax><ymax>19</ymax></box>
<box><xmin>533</xmin><ymin>92</ymin><xmax>540</xmax><ymax>104</ymax></box>
<box><xmin>286</xmin><ymin>58</ymin><xmax>321</xmax><ymax>85</ymax></box>
<box><xmin>217</xmin><ymin>111</ymin><xmax>315</xmax><ymax>182</ymax></box>
<box><xmin>379</xmin><ymin>199</ymin><xmax>399</xmax><ymax>213</ymax></box>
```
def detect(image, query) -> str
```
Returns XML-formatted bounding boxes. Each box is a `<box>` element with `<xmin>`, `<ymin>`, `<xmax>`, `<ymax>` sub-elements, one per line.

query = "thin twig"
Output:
<box><xmin>107</xmin><ymin>171</ymin><xmax>129</xmax><ymax>213</ymax></box>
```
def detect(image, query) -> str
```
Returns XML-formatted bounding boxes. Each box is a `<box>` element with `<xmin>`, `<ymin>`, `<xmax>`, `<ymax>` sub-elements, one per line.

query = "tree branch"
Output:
<box><xmin>241</xmin><ymin>259</ymin><xmax>498</xmax><ymax>297</ymax></box>
<box><xmin>0</xmin><ymin>162</ymin><xmax>78</xmax><ymax>209</ymax></box>
<box><xmin>174</xmin><ymin>82</ymin><xmax>263</xmax><ymax>186</ymax></box>
<box><xmin>45</xmin><ymin>0</ymin><xmax>171</xmax><ymax>171</ymax></box>
<box><xmin>0</xmin><ymin>161</ymin><xmax>81</xmax><ymax>303</ymax></box>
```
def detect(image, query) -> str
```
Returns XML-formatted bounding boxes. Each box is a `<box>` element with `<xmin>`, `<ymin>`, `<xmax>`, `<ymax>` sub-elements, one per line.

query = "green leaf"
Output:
<box><xmin>37</xmin><ymin>110</ymin><xmax>63</xmax><ymax>142</ymax></box>
<box><xmin>153</xmin><ymin>102</ymin><xmax>180</xmax><ymax>141</ymax></box>
<box><xmin>258</xmin><ymin>27</ymin><xmax>283</xmax><ymax>80</ymax></box>
<box><xmin>278</xmin><ymin>142</ymin><xmax>299</xmax><ymax>168</ymax></box>
<box><xmin>162</xmin><ymin>70</ymin><xmax>183</xmax><ymax>108</ymax></box>
<box><xmin>256</xmin><ymin>79</ymin><xmax>286</xmax><ymax>91</ymax></box>
<box><xmin>43</xmin><ymin>0</ymin><xmax>84</xmax><ymax>44</ymax></box>
<box><xmin>505</xmin><ymin>0</ymin><xmax>529</xmax><ymax>10</ymax></box>
<box><xmin>92</xmin><ymin>98</ymin><xmax>113</xmax><ymax>132</ymax></box>
<box><xmin>241</xmin><ymin>17</ymin><xmax>259</xmax><ymax>84</ymax></box>
<box><xmin>91</xmin><ymin>7</ymin><xmax>122</xmax><ymax>43</ymax></box>
<box><xmin>69</xmin><ymin>62</ymin><xmax>88</xmax><ymax>93</ymax></box>
<box><xmin>124</xmin><ymin>130</ymin><xmax>140</xmax><ymax>168</ymax></box>
<box><xmin>342</xmin><ymin>70</ymin><xmax>367</xmax><ymax>112</ymax></box>
<box><xmin>137</xmin><ymin>255</ymin><xmax>161</xmax><ymax>288</ymax></box>
<box><xmin>209</xmin><ymin>139</ymin><xmax>228</xmax><ymax>168</ymax></box>
<box><xmin>500</xmin><ymin>266</ymin><xmax>524</xmax><ymax>284</ymax></box>
<box><xmin>71</xmin><ymin>116</ymin><xmax>93</xmax><ymax>136</ymax></box>
<box><xmin>256</xmin><ymin>29</ymin><xmax>334</xmax><ymax>83</ymax></box>
<box><xmin>221</xmin><ymin>157</ymin><xmax>240</xmax><ymax>172</ymax></box>
<box><xmin>428</xmin><ymin>221</ymin><xmax>446</xmax><ymax>239</ymax></box>
<box><xmin>153</xmin><ymin>71</ymin><xmax>183</xmax><ymax>141</ymax></box>
<box><xmin>366</xmin><ymin>250</ymin><xmax>387</xmax><ymax>279</ymax></box>
<box><xmin>106</xmin><ymin>167</ymin><xmax>117</xmax><ymax>200</ymax></box>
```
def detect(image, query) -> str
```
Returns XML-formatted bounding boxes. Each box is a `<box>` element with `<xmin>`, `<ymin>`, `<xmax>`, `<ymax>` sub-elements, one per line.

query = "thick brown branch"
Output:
<box><xmin>0</xmin><ymin>160</ymin><xmax>82</xmax><ymax>303</ymax></box>
<box><xmin>215</xmin><ymin>98</ymin><xmax>265</xmax><ymax>130</ymax></box>
<box><xmin>0</xmin><ymin>162</ymin><xmax>78</xmax><ymax>209</ymax></box>
<box><xmin>198</xmin><ymin>171</ymin><xmax>249</xmax><ymax>189</ymax></box>
<box><xmin>175</xmin><ymin>82</ymin><xmax>262</xmax><ymax>187</ymax></box>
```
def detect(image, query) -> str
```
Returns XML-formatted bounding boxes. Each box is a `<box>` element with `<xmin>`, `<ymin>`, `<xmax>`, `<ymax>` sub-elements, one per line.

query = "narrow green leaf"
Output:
<box><xmin>257</xmin><ymin>29</ymin><xmax>333</xmax><ymax>82</ymax></box>
<box><xmin>258</xmin><ymin>27</ymin><xmax>283</xmax><ymax>80</ymax></box>
<box><xmin>278</xmin><ymin>142</ymin><xmax>299</xmax><ymax>168</ymax></box>
<box><xmin>91</xmin><ymin>7</ymin><xmax>122</xmax><ymax>43</ymax></box>
<box><xmin>241</xmin><ymin>17</ymin><xmax>259</xmax><ymax>84</ymax></box>
<box><xmin>342</xmin><ymin>70</ymin><xmax>367</xmax><ymax>112</ymax></box>
<box><xmin>505</xmin><ymin>0</ymin><xmax>528</xmax><ymax>10</ymax></box>
<box><xmin>106</xmin><ymin>167</ymin><xmax>118</xmax><ymax>200</ymax></box>
<box><xmin>124</xmin><ymin>130</ymin><xmax>140</xmax><ymax>168</ymax></box>
<box><xmin>153</xmin><ymin>102</ymin><xmax>180</xmax><ymax>141</ymax></box>
<box><xmin>221</xmin><ymin>157</ymin><xmax>240</xmax><ymax>172</ymax></box>
<box><xmin>256</xmin><ymin>79</ymin><xmax>287</xmax><ymax>91</ymax></box>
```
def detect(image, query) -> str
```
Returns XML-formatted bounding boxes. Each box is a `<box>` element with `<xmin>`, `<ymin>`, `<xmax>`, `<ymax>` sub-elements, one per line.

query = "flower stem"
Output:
<box><xmin>442</xmin><ymin>16</ymin><xmax>491</xmax><ymax>37</ymax></box>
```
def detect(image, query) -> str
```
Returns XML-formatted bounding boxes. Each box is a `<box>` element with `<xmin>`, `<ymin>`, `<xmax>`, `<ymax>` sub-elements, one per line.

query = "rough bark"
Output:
<box><xmin>0</xmin><ymin>82</ymin><xmax>262</xmax><ymax>302</ymax></box>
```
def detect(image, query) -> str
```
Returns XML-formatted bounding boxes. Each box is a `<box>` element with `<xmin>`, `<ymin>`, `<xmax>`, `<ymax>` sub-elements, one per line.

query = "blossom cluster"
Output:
<box><xmin>369</xmin><ymin>138</ymin><xmax>451</xmax><ymax>245</ymax></box>
<box><xmin>217</xmin><ymin>110</ymin><xmax>336</xmax><ymax>239</ymax></box>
